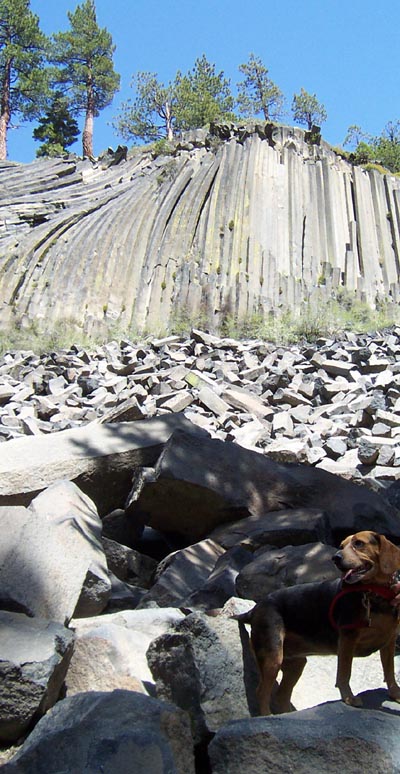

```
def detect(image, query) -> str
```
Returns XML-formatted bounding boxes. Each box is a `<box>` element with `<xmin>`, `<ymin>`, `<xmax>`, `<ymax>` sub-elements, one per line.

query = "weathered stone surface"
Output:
<box><xmin>208</xmin><ymin>701</ymin><xmax>400</xmax><ymax>774</ymax></box>
<box><xmin>138</xmin><ymin>539</ymin><xmax>225</xmax><ymax>608</ymax></box>
<box><xmin>68</xmin><ymin>608</ymin><xmax>185</xmax><ymax>688</ymax></box>
<box><xmin>130</xmin><ymin>428</ymin><xmax>400</xmax><ymax>542</ymax></box>
<box><xmin>2</xmin><ymin>690</ymin><xmax>195</xmax><ymax>774</ymax></box>
<box><xmin>1</xmin><ymin>126</ymin><xmax>399</xmax><ymax>334</ymax></box>
<box><xmin>147</xmin><ymin>611</ymin><xmax>254</xmax><ymax>741</ymax></box>
<box><xmin>0</xmin><ymin>413</ymin><xmax>207</xmax><ymax>514</ymax></box>
<box><xmin>0</xmin><ymin>481</ymin><xmax>109</xmax><ymax>622</ymax></box>
<box><xmin>0</xmin><ymin>612</ymin><xmax>74</xmax><ymax>744</ymax></box>
<box><xmin>235</xmin><ymin>543</ymin><xmax>338</xmax><ymax>600</ymax></box>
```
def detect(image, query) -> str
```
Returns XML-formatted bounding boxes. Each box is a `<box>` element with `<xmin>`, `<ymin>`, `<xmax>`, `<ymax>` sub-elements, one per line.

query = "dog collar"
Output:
<box><xmin>329</xmin><ymin>582</ymin><xmax>397</xmax><ymax>631</ymax></box>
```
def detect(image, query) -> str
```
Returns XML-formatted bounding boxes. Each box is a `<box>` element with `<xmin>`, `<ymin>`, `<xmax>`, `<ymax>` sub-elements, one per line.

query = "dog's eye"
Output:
<box><xmin>353</xmin><ymin>540</ymin><xmax>365</xmax><ymax>549</ymax></box>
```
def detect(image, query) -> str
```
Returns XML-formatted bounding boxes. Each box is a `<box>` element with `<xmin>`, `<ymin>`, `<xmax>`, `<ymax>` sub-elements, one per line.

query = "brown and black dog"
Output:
<box><xmin>235</xmin><ymin>531</ymin><xmax>400</xmax><ymax>715</ymax></box>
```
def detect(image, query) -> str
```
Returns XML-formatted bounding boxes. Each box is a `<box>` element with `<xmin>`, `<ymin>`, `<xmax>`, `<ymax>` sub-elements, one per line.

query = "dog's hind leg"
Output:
<box><xmin>273</xmin><ymin>656</ymin><xmax>307</xmax><ymax>714</ymax></box>
<box><xmin>250</xmin><ymin>607</ymin><xmax>285</xmax><ymax>715</ymax></box>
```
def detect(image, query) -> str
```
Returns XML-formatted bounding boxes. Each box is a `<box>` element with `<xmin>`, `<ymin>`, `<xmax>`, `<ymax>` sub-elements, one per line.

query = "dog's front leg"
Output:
<box><xmin>336</xmin><ymin>632</ymin><xmax>362</xmax><ymax>707</ymax></box>
<box><xmin>380</xmin><ymin>633</ymin><xmax>400</xmax><ymax>702</ymax></box>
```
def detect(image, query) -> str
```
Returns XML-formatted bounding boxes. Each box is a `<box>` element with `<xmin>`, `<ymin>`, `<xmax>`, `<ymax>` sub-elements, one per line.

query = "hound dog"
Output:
<box><xmin>234</xmin><ymin>531</ymin><xmax>400</xmax><ymax>715</ymax></box>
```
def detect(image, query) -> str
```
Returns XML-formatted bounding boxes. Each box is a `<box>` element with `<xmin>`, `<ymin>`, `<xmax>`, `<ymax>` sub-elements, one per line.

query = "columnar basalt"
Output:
<box><xmin>1</xmin><ymin>124</ymin><xmax>399</xmax><ymax>334</ymax></box>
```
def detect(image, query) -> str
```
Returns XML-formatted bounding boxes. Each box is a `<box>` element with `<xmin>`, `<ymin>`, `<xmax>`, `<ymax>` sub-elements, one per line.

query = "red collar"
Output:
<box><xmin>328</xmin><ymin>582</ymin><xmax>396</xmax><ymax>631</ymax></box>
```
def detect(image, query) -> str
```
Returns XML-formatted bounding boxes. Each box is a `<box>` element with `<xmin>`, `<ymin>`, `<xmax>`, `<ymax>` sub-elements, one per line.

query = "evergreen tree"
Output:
<box><xmin>237</xmin><ymin>53</ymin><xmax>284</xmax><ymax>121</ymax></box>
<box><xmin>114</xmin><ymin>72</ymin><xmax>176</xmax><ymax>144</ymax></box>
<box><xmin>174</xmin><ymin>55</ymin><xmax>235</xmax><ymax>131</ymax></box>
<box><xmin>113</xmin><ymin>55</ymin><xmax>235</xmax><ymax>143</ymax></box>
<box><xmin>51</xmin><ymin>0</ymin><xmax>120</xmax><ymax>158</ymax></box>
<box><xmin>0</xmin><ymin>0</ymin><xmax>48</xmax><ymax>160</ymax></box>
<box><xmin>33</xmin><ymin>91</ymin><xmax>79</xmax><ymax>157</ymax></box>
<box><xmin>292</xmin><ymin>88</ymin><xmax>327</xmax><ymax>130</ymax></box>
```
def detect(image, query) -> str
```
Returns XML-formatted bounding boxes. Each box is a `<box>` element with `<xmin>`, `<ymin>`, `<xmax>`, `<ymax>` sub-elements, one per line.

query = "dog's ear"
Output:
<box><xmin>378</xmin><ymin>535</ymin><xmax>400</xmax><ymax>576</ymax></box>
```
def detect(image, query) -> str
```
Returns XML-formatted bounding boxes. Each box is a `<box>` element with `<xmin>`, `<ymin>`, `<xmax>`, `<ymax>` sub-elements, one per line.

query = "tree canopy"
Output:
<box><xmin>113</xmin><ymin>55</ymin><xmax>235</xmax><ymax>144</ymax></box>
<box><xmin>0</xmin><ymin>0</ymin><xmax>48</xmax><ymax>159</ymax></box>
<box><xmin>50</xmin><ymin>0</ymin><xmax>120</xmax><ymax>157</ymax></box>
<box><xmin>292</xmin><ymin>88</ymin><xmax>327</xmax><ymax>130</ymax></box>
<box><xmin>344</xmin><ymin>121</ymin><xmax>400</xmax><ymax>173</ymax></box>
<box><xmin>236</xmin><ymin>53</ymin><xmax>284</xmax><ymax>120</ymax></box>
<box><xmin>33</xmin><ymin>91</ymin><xmax>79</xmax><ymax>157</ymax></box>
<box><xmin>113</xmin><ymin>72</ymin><xmax>177</xmax><ymax>143</ymax></box>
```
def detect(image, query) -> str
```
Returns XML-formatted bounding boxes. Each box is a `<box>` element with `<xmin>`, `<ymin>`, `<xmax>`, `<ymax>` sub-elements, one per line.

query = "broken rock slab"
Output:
<box><xmin>0</xmin><ymin>413</ymin><xmax>208</xmax><ymax>516</ymax></box>
<box><xmin>208</xmin><ymin>701</ymin><xmax>400</xmax><ymax>774</ymax></box>
<box><xmin>0</xmin><ymin>612</ymin><xmax>74</xmax><ymax>744</ymax></box>
<box><xmin>209</xmin><ymin>508</ymin><xmax>332</xmax><ymax>550</ymax></box>
<box><xmin>235</xmin><ymin>543</ymin><xmax>338</xmax><ymax>600</ymax></box>
<box><xmin>0</xmin><ymin>481</ymin><xmax>110</xmax><ymax>623</ymax></box>
<box><xmin>2</xmin><ymin>690</ymin><xmax>195</xmax><ymax>774</ymax></box>
<box><xmin>130</xmin><ymin>429</ymin><xmax>400</xmax><ymax>543</ymax></box>
<box><xmin>147</xmin><ymin>609</ymin><xmax>256</xmax><ymax>743</ymax></box>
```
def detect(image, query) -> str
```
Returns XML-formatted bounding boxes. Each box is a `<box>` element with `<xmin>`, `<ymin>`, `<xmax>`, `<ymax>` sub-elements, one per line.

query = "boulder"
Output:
<box><xmin>210</xmin><ymin>507</ymin><xmax>331</xmax><ymax>550</ymax></box>
<box><xmin>0</xmin><ymin>612</ymin><xmax>74</xmax><ymax>744</ymax></box>
<box><xmin>235</xmin><ymin>543</ymin><xmax>338</xmax><ymax>600</ymax></box>
<box><xmin>147</xmin><ymin>610</ymin><xmax>256</xmax><ymax>742</ymax></box>
<box><xmin>130</xmin><ymin>429</ymin><xmax>400</xmax><ymax>542</ymax></box>
<box><xmin>208</xmin><ymin>701</ymin><xmax>400</xmax><ymax>774</ymax></box>
<box><xmin>0</xmin><ymin>413</ymin><xmax>207</xmax><ymax>515</ymax></box>
<box><xmin>2</xmin><ymin>690</ymin><xmax>195</xmax><ymax>774</ymax></box>
<box><xmin>0</xmin><ymin>480</ymin><xmax>110</xmax><ymax>623</ymax></box>
<box><xmin>68</xmin><ymin>607</ymin><xmax>185</xmax><ymax>688</ymax></box>
<box><xmin>138</xmin><ymin>539</ymin><xmax>225</xmax><ymax>608</ymax></box>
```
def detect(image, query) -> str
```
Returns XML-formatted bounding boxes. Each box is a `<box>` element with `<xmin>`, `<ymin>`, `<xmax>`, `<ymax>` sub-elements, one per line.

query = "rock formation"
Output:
<box><xmin>0</xmin><ymin>328</ymin><xmax>400</xmax><ymax>771</ymax></box>
<box><xmin>1</xmin><ymin>124</ymin><xmax>399</xmax><ymax>336</ymax></box>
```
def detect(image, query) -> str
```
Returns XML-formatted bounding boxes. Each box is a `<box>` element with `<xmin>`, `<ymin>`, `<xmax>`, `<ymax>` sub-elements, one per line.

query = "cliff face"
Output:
<box><xmin>1</xmin><ymin>124</ymin><xmax>399</xmax><ymax>335</ymax></box>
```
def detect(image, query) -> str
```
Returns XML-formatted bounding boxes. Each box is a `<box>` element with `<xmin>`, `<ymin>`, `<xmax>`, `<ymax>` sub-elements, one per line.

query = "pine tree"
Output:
<box><xmin>33</xmin><ymin>91</ymin><xmax>79</xmax><ymax>157</ymax></box>
<box><xmin>292</xmin><ymin>88</ymin><xmax>327</xmax><ymax>131</ymax></box>
<box><xmin>0</xmin><ymin>0</ymin><xmax>48</xmax><ymax>160</ymax></box>
<box><xmin>51</xmin><ymin>0</ymin><xmax>120</xmax><ymax>157</ymax></box>
<box><xmin>237</xmin><ymin>53</ymin><xmax>284</xmax><ymax>121</ymax></box>
<box><xmin>114</xmin><ymin>72</ymin><xmax>176</xmax><ymax>144</ymax></box>
<box><xmin>174</xmin><ymin>55</ymin><xmax>235</xmax><ymax>131</ymax></box>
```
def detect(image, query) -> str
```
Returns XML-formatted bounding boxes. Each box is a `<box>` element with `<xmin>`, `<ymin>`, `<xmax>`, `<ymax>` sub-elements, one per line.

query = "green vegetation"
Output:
<box><xmin>291</xmin><ymin>88</ymin><xmax>327</xmax><ymax>130</ymax></box>
<box><xmin>344</xmin><ymin>122</ymin><xmax>400</xmax><ymax>174</ymax></box>
<box><xmin>113</xmin><ymin>55</ymin><xmax>235</xmax><ymax>144</ymax></box>
<box><xmin>0</xmin><ymin>0</ymin><xmax>48</xmax><ymax>160</ymax></box>
<box><xmin>50</xmin><ymin>0</ymin><xmax>120</xmax><ymax>158</ymax></box>
<box><xmin>237</xmin><ymin>53</ymin><xmax>284</xmax><ymax>121</ymax></box>
<box><xmin>33</xmin><ymin>91</ymin><xmax>79</xmax><ymax>157</ymax></box>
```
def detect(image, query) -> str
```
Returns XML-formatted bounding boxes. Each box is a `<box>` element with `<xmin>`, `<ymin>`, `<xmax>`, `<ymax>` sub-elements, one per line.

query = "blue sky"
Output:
<box><xmin>7</xmin><ymin>0</ymin><xmax>400</xmax><ymax>162</ymax></box>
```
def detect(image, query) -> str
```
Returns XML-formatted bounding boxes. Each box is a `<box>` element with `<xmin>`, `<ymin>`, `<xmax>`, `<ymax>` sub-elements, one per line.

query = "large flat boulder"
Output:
<box><xmin>2</xmin><ymin>690</ymin><xmax>195</xmax><ymax>774</ymax></box>
<box><xmin>0</xmin><ymin>612</ymin><xmax>74</xmax><ymax>744</ymax></box>
<box><xmin>130</xmin><ymin>429</ymin><xmax>400</xmax><ymax>542</ymax></box>
<box><xmin>0</xmin><ymin>414</ymin><xmax>207</xmax><ymax>515</ymax></box>
<box><xmin>209</xmin><ymin>701</ymin><xmax>400</xmax><ymax>773</ymax></box>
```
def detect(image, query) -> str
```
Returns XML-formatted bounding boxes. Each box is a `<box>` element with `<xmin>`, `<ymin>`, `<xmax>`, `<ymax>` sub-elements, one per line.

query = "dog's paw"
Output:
<box><xmin>344</xmin><ymin>695</ymin><xmax>363</xmax><ymax>707</ymax></box>
<box><xmin>388</xmin><ymin>687</ymin><xmax>400</xmax><ymax>703</ymax></box>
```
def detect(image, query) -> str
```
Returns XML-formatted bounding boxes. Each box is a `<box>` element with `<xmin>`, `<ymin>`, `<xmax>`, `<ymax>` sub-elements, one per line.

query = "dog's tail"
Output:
<box><xmin>231</xmin><ymin>609</ymin><xmax>254</xmax><ymax>625</ymax></box>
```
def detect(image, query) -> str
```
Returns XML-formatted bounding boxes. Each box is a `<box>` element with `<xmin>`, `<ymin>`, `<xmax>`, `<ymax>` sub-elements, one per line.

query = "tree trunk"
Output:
<box><xmin>165</xmin><ymin>101</ymin><xmax>174</xmax><ymax>142</ymax></box>
<box><xmin>0</xmin><ymin>61</ymin><xmax>11</xmax><ymax>161</ymax></box>
<box><xmin>82</xmin><ymin>109</ymin><xmax>94</xmax><ymax>157</ymax></box>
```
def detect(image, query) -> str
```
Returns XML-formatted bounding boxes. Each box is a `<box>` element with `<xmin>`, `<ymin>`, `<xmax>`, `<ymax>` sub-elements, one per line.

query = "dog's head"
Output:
<box><xmin>332</xmin><ymin>530</ymin><xmax>400</xmax><ymax>585</ymax></box>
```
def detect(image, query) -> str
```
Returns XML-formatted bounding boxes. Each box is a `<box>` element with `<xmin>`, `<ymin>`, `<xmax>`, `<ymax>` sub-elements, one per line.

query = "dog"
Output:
<box><xmin>234</xmin><ymin>531</ymin><xmax>400</xmax><ymax>715</ymax></box>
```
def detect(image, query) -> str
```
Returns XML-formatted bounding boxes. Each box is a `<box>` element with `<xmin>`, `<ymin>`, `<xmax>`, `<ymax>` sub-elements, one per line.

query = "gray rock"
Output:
<box><xmin>210</xmin><ymin>507</ymin><xmax>331</xmax><ymax>550</ymax></box>
<box><xmin>138</xmin><ymin>539</ymin><xmax>225</xmax><ymax>608</ymax></box>
<box><xmin>2</xmin><ymin>690</ymin><xmax>195</xmax><ymax>774</ymax></box>
<box><xmin>208</xmin><ymin>700</ymin><xmax>400</xmax><ymax>774</ymax></box>
<box><xmin>130</xmin><ymin>428</ymin><xmax>400</xmax><ymax>542</ymax></box>
<box><xmin>0</xmin><ymin>481</ymin><xmax>109</xmax><ymax>623</ymax></box>
<box><xmin>102</xmin><ymin>536</ymin><xmax>157</xmax><ymax>588</ymax></box>
<box><xmin>0</xmin><ymin>612</ymin><xmax>74</xmax><ymax>744</ymax></box>
<box><xmin>147</xmin><ymin>610</ymin><xmax>254</xmax><ymax>742</ymax></box>
<box><xmin>0</xmin><ymin>413</ymin><xmax>208</xmax><ymax>515</ymax></box>
<box><xmin>235</xmin><ymin>543</ymin><xmax>338</xmax><ymax>600</ymax></box>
